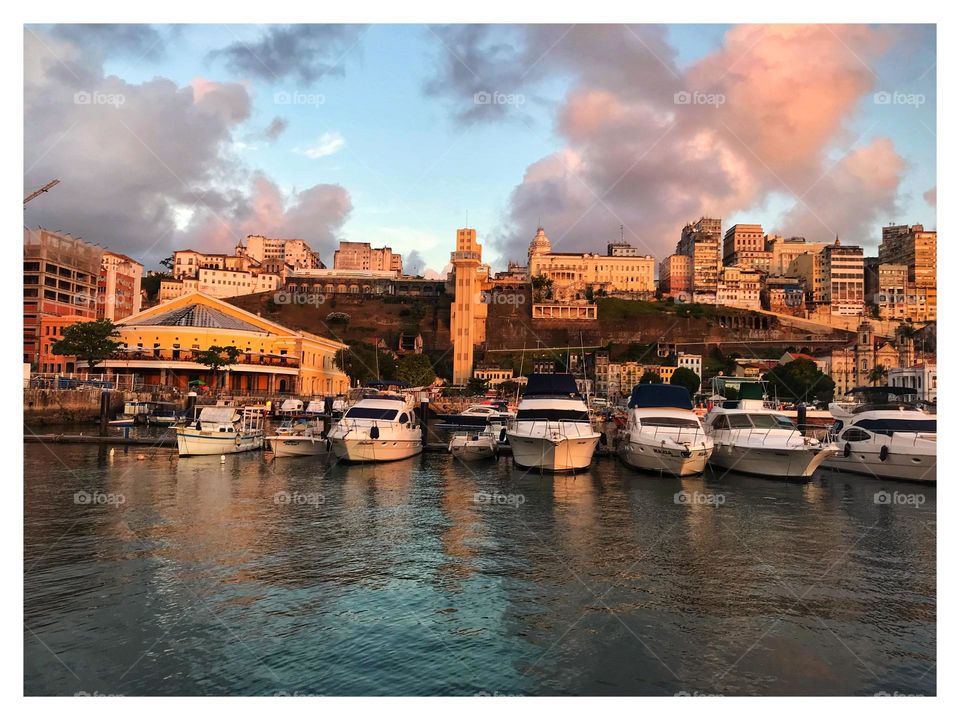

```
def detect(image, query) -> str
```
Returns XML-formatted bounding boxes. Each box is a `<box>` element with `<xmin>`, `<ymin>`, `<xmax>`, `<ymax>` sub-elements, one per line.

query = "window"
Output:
<box><xmin>345</xmin><ymin>407</ymin><xmax>399</xmax><ymax>421</ymax></box>
<box><xmin>841</xmin><ymin>428</ymin><xmax>871</xmax><ymax>442</ymax></box>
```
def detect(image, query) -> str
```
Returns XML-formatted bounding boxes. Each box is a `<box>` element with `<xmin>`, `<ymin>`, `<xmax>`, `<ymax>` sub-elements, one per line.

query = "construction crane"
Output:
<box><xmin>24</xmin><ymin>179</ymin><xmax>60</xmax><ymax>205</ymax></box>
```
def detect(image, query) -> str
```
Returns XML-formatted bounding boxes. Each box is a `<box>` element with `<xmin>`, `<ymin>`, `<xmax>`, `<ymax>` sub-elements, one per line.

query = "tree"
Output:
<box><xmin>51</xmin><ymin>319</ymin><xmax>122</xmax><ymax>371</ymax></box>
<box><xmin>499</xmin><ymin>380</ymin><xmax>520</xmax><ymax>398</ymax></box>
<box><xmin>407</xmin><ymin>300</ymin><xmax>427</xmax><ymax>328</ymax></box>
<box><xmin>763</xmin><ymin>358</ymin><xmax>835</xmax><ymax>404</ymax></box>
<box><xmin>159</xmin><ymin>256</ymin><xmax>174</xmax><ymax>270</ymax></box>
<box><xmin>531</xmin><ymin>274</ymin><xmax>553</xmax><ymax>302</ymax></box>
<box><xmin>669</xmin><ymin>366</ymin><xmax>701</xmax><ymax>398</ymax></box>
<box><xmin>397</xmin><ymin>353</ymin><xmax>436</xmax><ymax>387</ymax></box>
<box><xmin>335</xmin><ymin>342</ymin><xmax>398</xmax><ymax>386</ymax></box>
<box><xmin>195</xmin><ymin>345</ymin><xmax>241</xmax><ymax>388</ymax></box>
<box><xmin>638</xmin><ymin>370</ymin><xmax>661</xmax><ymax>385</ymax></box>
<box><xmin>868</xmin><ymin>364</ymin><xmax>888</xmax><ymax>387</ymax></box>
<box><xmin>466</xmin><ymin>377</ymin><xmax>489</xmax><ymax>396</ymax></box>
<box><xmin>141</xmin><ymin>273</ymin><xmax>171</xmax><ymax>302</ymax></box>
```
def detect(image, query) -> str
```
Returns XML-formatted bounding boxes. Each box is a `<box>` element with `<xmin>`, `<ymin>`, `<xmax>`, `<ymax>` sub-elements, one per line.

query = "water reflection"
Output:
<box><xmin>24</xmin><ymin>444</ymin><xmax>935</xmax><ymax>696</ymax></box>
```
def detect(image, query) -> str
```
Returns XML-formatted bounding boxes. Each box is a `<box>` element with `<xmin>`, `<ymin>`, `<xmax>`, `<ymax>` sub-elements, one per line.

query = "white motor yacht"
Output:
<box><xmin>176</xmin><ymin>405</ymin><xmax>266</xmax><ymax>457</ymax></box>
<box><xmin>823</xmin><ymin>386</ymin><xmax>936</xmax><ymax>482</ymax></box>
<box><xmin>448</xmin><ymin>425</ymin><xmax>505</xmax><ymax>461</ymax></box>
<box><xmin>703</xmin><ymin>379</ymin><xmax>835</xmax><ymax>478</ymax></box>
<box><xmin>506</xmin><ymin>374</ymin><xmax>600</xmax><ymax>472</ymax></box>
<box><xmin>437</xmin><ymin>403</ymin><xmax>515</xmax><ymax>428</ymax></box>
<box><xmin>616</xmin><ymin>383</ymin><xmax>713</xmax><ymax>476</ymax></box>
<box><xmin>327</xmin><ymin>387</ymin><xmax>422</xmax><ymax>463</ymax></box>
<box><xmin>266</xmin><ymin>418</ymin><xmax>331</xmax><ymax>458</ymax></box>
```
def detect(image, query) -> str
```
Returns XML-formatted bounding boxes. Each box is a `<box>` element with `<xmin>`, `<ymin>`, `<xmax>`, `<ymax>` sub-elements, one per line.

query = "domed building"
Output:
<box><xmin>528</xmin><ymin>226</ymin><xmax>553</xmax><ymax>261</ymax></box>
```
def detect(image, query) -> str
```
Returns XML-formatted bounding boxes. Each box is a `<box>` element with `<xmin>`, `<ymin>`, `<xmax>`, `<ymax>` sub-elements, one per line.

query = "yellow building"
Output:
<box><xmin>450</xmin><ymin>228</ymin><xmax>488</xmax><ymax>385</ymax></box>
<box><xmin>527</xmin><ymin>227</ymin><xmax>655</xmax><ymax>301</ymax></box>
<box><xmin>93</xmin><ymin>292</ymin><xmax>349</xmax><ymax>396</ymax></box>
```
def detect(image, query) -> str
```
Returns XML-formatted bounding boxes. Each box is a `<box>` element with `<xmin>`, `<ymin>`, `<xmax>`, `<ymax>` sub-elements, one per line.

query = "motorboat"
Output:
<box><xmin>616</xmin><ymin>384</ymin><xmax>713</xmax><ymax>476</ymax></box>
<box><xmin>823</xmin><ymin>386</ymin><xmax>936</xmax><ymax>482</ymax></box>
<box><xmin>505</xmin><ymin>373</ymin><xmax>601</xmax><ymax>472</ymax></box>
<box><xmin>327</xmin><ymin>386</ymin><xmax>422</xmax><ymax>463</ymax></box>
<box><xmin>436</xmin><ymin>402</ymin><xmax>515</xmax><ymax>428</ymax></box>
<box><xmin>275</xmin><ymin>398</ymin><xmax>305</xmax><ymax>418</ymax></box>
<box><xmin>448</xmin><ymin>425</ymin><xmax>505</xmax><ymax>462</ymax></box>
<box><xmin>147</xmin><ymin>402</ymin><xmax>181</xmax><ymax>426</ymax></box>
<box><xmin>703</xmin><ymin>378</ymin><xmax>835</xmax><ymax>479</ymax></box>
<box><xmin>175</xmin><ymin>405</ymin><xmax>266</xmax><ymax>457</ymax></box>
<box><xmin>267</xmin><ymin>418</ymin><xmax>331</xmax><ymax>458</ymax></box>
<box><xmin>332</xmin><ymin>395</ymin><xmax>350</xmax><ymax>415</ymax></box>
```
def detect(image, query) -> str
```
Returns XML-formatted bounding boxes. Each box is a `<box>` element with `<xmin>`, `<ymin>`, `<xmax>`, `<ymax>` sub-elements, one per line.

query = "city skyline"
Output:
<box><xmin>24</xmin><ymin>24</ymin><xmax>936</xmax><ymax>273</ymax></box>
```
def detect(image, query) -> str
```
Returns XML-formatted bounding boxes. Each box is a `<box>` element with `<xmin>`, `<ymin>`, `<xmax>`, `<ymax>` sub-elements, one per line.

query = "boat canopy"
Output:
<box><xmin>280</xmin><ymin>398</ymin><xmax>304</xmax><ymax>412</ymax></box>
<box><xmin>737</xmin><ymin>383</ymin><xmax>766</xmax><ymax>400</ymax></box>
<box><xmin>198</xmin><ymin>406</ymin><xmax>238</xmax><ymax>423</ymax></box>
<box><xmin>523</xmin><ymin>373</ymin><xmax>581</xmax><ymax>398</ymax></box>
<box><xmin>628</xmin><ymin>383</ymin><xmax>693</xmax><ymax>410</ymax></box>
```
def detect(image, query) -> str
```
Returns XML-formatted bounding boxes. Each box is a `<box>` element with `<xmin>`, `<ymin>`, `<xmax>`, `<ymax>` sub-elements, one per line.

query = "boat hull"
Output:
<box><xmin>329</xmin><ymin>437</ymin><xmax>422</xmax><ymax>463</ymax></box>
<box><xmin>176</xmin><ymin>429</ymin><xmax>264</xmax><ymax>457</ymax></box>
<box><xmin>709</xmin><ymin>443</ymin><xmax>835</xmax><ymax>478</ymax></box>
<box><xmin>268</xmin><ymin>436</ymin><xmax>331</xmax><ymax>458</ymax></box>
<box><xmin>617</xmin><ymin>439</ymin><xmax>711</xmax><ymax>477</ymax></box>
<box><xmin>823</xmin><ymin>449</ymin><xmax>936</xmax><ymax>482</ymax></box>
<box><xmin>507</xmin><ymin>433</ymin><xmax>599</xmax><ymax>472</ymax></box>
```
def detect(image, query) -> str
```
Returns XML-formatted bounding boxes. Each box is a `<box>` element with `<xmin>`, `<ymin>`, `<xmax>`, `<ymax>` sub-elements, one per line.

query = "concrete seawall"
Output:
<box><xmin>23</xmin><ymin>389</ymin><xmax>180</xmax><ymax>425</ymax></box>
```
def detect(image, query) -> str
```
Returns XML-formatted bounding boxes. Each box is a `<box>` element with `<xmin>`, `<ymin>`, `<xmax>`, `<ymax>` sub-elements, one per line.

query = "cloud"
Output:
<box><xmin>923</xmin><ymin>186</ymin><xmax>936</xmax><ymax>207</ymax></box>
<box><xmin>210</xmin><ymin>25</ymin><xmax>366</xmax><ymax>83</ymax></box>
<box><xmin>46</xmin><ymin>24</ymin><xmax>169</xmax><ymax>61</ymax></box>
<box><xmin>296</xmin><ymin>131</ymin><xmax>345</xmax><ymax>159</ymax></box>
<box><xmin>24</xmin><ymin>28</ymin><xmax>352</xmax><ymax>267</ymax></box>
<box><xmin>424</xmin><ymin>24</ymin><xmax>910</xmax><ymax>261</ymax></box>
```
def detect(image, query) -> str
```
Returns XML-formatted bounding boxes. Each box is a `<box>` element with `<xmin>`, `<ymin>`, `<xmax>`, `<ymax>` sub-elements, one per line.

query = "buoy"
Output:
<box><xmin>109</xmin><ymin>448</ymin><xmax>115</xmax><ymax>457</ymax></box>
<box><xmin>220</xmin><ymin>454</ymin><xmax>226</xmax><ymax>464</ymax></box>
<box><xmin>843</xmin><ymin>443</ymin><xmax>851</xmax><ymax>457</ymax></box>
<box><xmin>879</xmin><ymin>446</ymin><xmax>889</xmax><ymax>462</ymax></box>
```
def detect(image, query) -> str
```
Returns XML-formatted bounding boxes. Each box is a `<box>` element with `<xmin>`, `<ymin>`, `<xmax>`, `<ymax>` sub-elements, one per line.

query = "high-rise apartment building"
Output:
<box><xmin>677</xmin><ymin>217</ymin><xmax>722</xmax><ymax>301</ymax></box>
<box><xmin>879</xmin><ymin>224</ymin><xmax>936</xmax><ymax>319</ymax></box>
<box><xmin>98</xmin><ymin>251</ymin><xmax>143</xmax><ymax>321</ymax></box>
<box><xmin>658</xmin><ymin>254</ymin><xmax>692</xmax><ymax>298</ymax></box>
<box><xmin>240</xmin><ymin>235</ymin><xmax>323</xmax><ymax>270</ymax></box>
<box><xmin>765</xmin><ymin>235</ymin><xmax>829</xmax><ymax>275</ymax></box>
<box><xmin>818</xmin><ymin>240</ymin><xmax>864</xmax><ymax>316</ymax></box>
<box><xmin>722</xmin><ymin>223</ymin><xmax>770</xmax><ymax>271</ymax></box>
<box><xmin>23</xmin><ymin>228</ymin><xmax>104</xmax><ymax>364</ymax></box>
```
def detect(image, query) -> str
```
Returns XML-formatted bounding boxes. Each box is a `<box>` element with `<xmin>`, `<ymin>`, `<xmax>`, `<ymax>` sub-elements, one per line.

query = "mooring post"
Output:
<box><xmin>185</xmin><ymin>391</ymin><xmax>198</xmax><ymax>422</ymax></box>
<box><xmin>99</xmin><ymin>390</ymin><xmax>110</xmax><ymax>434</ymax></box>
<box><xmin>323</xmin><ymin>395</ymin><xmax>333</xmax><ymax>436</ymax></box>
<box><xmin>796</xmin><ymin>402</ymin><xmax>807</xmax><ymax>436</ymax></box>
<box><xmin>420</xmin><ymin>391</ymin><xmax>430</xmax><ymax>447</ymax></box>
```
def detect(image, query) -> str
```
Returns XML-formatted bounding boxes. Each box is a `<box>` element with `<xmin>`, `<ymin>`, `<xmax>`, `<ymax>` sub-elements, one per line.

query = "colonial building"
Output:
<box><xmin>716</xmin><ymin>265</ymin><xmax>762</xmax><ymax>310</ymax></box>
<box><xmin>90</xmin><ymin>292</ymin><xmax>349</xmax><ymax>396</ymax></box>
<box><xmin>527</xmin><ymin>227</ymin><xmax>655</xmax><ymax>300</ymax></box>
<box><xmin>239</xmin><ymin>235</ymin><xmax>323</xmax><ymax>270</ymax></box>
<box><xmin>160</xmin><ymin>267</ymin><xmax>281</xmax><ymax>301</ymax></box>
<box><xmin>24</xmin><ymin>228</ymin><xmax>103</xmax><ymax>364</ymax></box>
<box><xmin>333</xmin><ymin>241</ymin><xmax>403</xmax><ymax>273</ymax></box>
<box><xmin>818</xmin><ymin>321</ymin><xmax>915</xmax><ymax>397</ymax></box>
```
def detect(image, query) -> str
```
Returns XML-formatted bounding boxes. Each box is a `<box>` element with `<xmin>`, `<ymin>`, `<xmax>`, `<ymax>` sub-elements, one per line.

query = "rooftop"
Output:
<box><xmin>128</xmin><ymin>303</ymin><xmax>265</xmax><ymax>333</ymax></box>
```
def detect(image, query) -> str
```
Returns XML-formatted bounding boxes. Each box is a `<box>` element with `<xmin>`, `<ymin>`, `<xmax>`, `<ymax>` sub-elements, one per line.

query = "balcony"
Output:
<box><xmin>105</xmin><ymin>349</ymin><xmax>301</xmax><ymax>369</ymax></box>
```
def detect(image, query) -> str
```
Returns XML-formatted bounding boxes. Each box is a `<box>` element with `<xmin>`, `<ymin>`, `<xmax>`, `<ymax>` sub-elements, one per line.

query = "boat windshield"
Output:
<box><xmin>344</xmin><ymin>407</ymin><xmax>399</xmax><ymax>421</ymax></box>
<box><xmin>516</xmin><ymin>409</ymin><xmax>589</xmax><ymax>422</ymax></box>
<box><xmin>637</xmin><ymin>417</ymin><xmax>700</xmax><ymax>429</ymax></box>
<box><xmin>727</xmin><ymin>414</ymin><xmax>794</xmax><ymax>429</ymax></box>
<box><xmin>853</xmin><ymin>418</ymin><xmax>936</xmax><ymax>435</ymax></box>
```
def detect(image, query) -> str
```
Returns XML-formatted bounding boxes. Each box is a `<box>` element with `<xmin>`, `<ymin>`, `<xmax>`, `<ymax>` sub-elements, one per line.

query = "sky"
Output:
<box><xmin>23</xmin><ymin>24</ymin><xmax>936</xmax><ymax>274</ymax></box>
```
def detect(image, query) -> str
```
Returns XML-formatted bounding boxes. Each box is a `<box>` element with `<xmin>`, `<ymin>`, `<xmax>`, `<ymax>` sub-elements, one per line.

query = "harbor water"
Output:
<box><xmin>24</xmin><ymin>441</ymin><xmax>936</xmax><ymax>696</ymax></box>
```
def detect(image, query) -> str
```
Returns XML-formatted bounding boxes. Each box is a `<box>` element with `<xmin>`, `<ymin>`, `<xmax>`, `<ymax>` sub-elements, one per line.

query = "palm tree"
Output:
<box><xmin>868</xmin><ymin>364</ymin><xmax>888</xmax><ymax>387</ymax></box>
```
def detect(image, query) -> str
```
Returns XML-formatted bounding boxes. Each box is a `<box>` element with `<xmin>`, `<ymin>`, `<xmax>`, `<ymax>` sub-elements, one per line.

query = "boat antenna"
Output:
<box><xmin>517</xmin><ymin>341</ymin><xmax>526</xmax><ymax>406</ymax></box>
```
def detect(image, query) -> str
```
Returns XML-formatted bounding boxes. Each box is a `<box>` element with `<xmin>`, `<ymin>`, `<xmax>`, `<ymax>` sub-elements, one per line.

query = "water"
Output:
<box><xmin>24</xmin><ymin>443</ymin><xmax>936</xmax><ymax>696</ymax></box>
